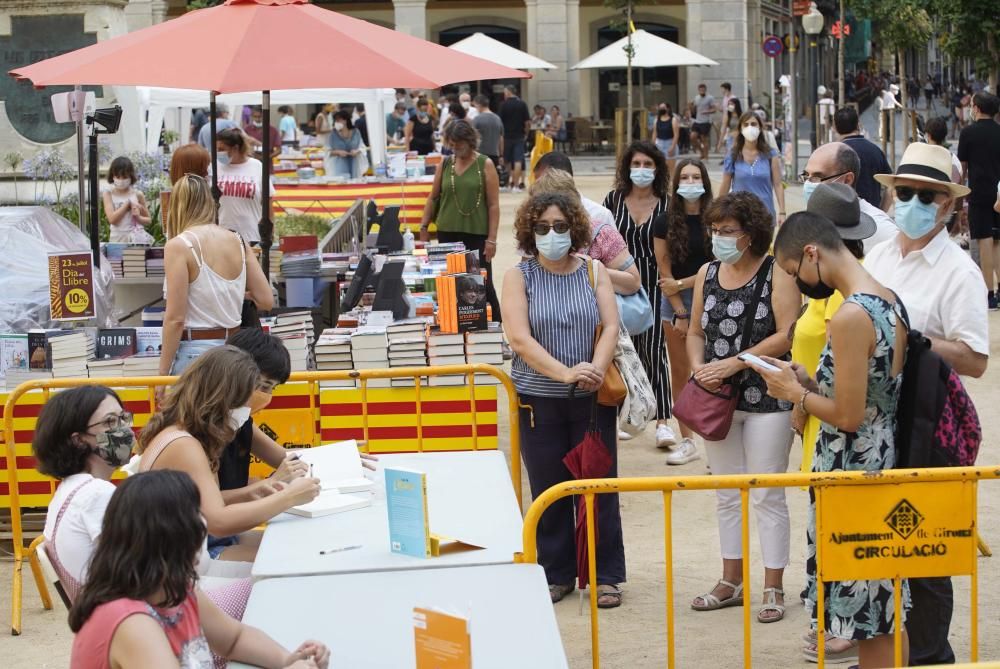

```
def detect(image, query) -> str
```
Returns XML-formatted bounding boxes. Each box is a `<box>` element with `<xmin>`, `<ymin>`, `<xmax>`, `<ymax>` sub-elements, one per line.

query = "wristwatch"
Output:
<box><xmin>672</xmin><ymin>313</ymin><xmax>690</xmax><ymax>326</ymax></box>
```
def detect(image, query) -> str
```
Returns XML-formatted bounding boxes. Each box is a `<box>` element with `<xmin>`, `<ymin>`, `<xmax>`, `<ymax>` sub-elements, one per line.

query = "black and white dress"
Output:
<box><xmin>603</xmin><ymin>189</ymin><xmax>671</xmax><ymax>420</ymax></box>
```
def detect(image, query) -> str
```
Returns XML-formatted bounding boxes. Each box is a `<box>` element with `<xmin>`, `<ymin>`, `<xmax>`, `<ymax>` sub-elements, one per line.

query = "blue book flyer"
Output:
<box><xmin>386</xmin><ymin>467</ymin><xmax>430</xmax><ymax>558</ymax></box>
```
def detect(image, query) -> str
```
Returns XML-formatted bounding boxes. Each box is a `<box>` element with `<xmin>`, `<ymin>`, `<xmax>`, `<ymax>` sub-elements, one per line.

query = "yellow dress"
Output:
<box><xmin>790</xmin><ymin>292</ymin><xmax>845</xmax><ymax>473</ymax></box>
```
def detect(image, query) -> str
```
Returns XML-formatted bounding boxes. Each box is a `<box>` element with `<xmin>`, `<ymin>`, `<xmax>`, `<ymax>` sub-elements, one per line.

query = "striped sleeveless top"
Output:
<box><xmin>511</xmin><ymin>258</ymin><xmax>600</xmax><ymax>398</ymax></box>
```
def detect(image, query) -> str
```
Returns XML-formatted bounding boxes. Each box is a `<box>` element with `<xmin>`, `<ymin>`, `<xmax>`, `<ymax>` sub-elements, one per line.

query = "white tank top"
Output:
<box><xmin>107</xmin><ymin>187</ymin><xmax>138</xmax><ymax>242</ymax></box>
<box><xmin>173</xmin><ymin>231</ymin><xmax>246</xmax><ymax>329</ymax></box>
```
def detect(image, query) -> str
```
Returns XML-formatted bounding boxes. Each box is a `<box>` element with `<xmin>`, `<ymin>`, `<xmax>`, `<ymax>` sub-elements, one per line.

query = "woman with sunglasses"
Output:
<box><xmin>501</xmin><ymin>192</ymin><xmax>625</xmax><ymax>609</ymax></box>
<box><xmin>752</xmin><ymin>211</ymin><xmax>910</xmax><ymax>668</ymax></box>
<box><xmin>159</xmin><ymin>174</ymin><xmax>273</xmax><ymax>380</ymax></box>
<box><xmin>70</xmin><ymin>470</ymin><xmax>329</xmax><ymax>669</ymax></box>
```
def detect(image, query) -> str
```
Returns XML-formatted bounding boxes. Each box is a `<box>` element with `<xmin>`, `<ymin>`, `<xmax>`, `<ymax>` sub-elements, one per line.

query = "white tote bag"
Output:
<box><xmin>613</xmin><ymin>319</ymin><xmax>657</xmax><ymax>436</ymax></box>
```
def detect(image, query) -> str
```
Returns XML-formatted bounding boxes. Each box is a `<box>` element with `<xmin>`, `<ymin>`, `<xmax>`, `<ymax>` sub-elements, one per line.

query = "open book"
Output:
<box><xmin>287</xmin><ymin>490</ymin><xmax>371</xmax><ymax>518</ymax></box>
<box><xmin>292</xmin><ymin>440</ymin><xmax>373</xmax><ymax>494</ymax></box>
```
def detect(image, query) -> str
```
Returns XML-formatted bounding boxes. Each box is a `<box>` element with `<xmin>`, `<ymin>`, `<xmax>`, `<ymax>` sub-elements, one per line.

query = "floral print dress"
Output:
<box><xmin>806</xmin><ymin>293</ymin><xmax>910</xmax><ymax>640</ymax></box>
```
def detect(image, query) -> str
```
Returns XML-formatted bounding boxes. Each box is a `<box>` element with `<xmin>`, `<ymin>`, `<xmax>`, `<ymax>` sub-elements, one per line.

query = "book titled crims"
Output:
<box><xmin>96</xmin><ymin>328</ymin><xmax>137</xmax><ymax>360</ymax></box>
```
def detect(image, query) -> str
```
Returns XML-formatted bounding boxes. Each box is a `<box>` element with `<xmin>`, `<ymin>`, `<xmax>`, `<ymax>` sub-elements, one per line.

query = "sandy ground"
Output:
<box><xmin>2</xmin><ymin>170</ymin><xmax>999</xmax><ymax>668</ymax></box>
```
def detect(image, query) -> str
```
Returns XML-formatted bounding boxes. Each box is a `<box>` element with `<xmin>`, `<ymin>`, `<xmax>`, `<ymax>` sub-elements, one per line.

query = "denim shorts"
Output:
<box><xmin>660</xmin><ymin>288</ymin><xmax>694</xmax><ymax>321</ymax></box>
<box><xmin>207</xmin><ymin>534</ymin><xmax>239</xmax><ymax>559</ymax></box>
<box><xmin>171</xmin><ymin>338</ymin><xmax>226</xmax><ymax>375</ymax></box>
<box><xmin>655</xmin><ymin>138</ymin><xmax>678</xmax><ymax>157</ymax></box>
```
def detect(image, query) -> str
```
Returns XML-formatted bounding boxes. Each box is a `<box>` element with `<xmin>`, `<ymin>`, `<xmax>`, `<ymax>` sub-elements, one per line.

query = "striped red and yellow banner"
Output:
<box><xmin>273</xmin><ymin>181</ymin><xmax>433</xmax><ymax>228</ymax></box>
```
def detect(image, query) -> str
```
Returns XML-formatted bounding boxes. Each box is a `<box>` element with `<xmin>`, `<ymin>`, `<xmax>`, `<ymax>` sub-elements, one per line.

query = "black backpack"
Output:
<box><xmin>894</xmin><ymin>302</ymin><xmax>981</xmax><ymax>468</ymax></box>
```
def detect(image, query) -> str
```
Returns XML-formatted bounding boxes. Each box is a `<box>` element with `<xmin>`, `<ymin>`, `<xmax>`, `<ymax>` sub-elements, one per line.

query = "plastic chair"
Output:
<box><xmin>31</xmin><ymin>538</ymin><xmax>66</xmax><ymax>610</ymax></box>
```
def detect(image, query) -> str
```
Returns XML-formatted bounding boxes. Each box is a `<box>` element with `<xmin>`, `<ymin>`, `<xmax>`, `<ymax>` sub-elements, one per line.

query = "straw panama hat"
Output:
<box><xmin>874</xmin><ymin>143</ymin><xmax>971</xmax><ymax>197</ymax></box>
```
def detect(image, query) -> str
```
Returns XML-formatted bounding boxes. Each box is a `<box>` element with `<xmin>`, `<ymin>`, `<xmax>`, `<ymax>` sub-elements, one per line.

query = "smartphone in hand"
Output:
<box><xmin>738</xmin><ymin>352</ymin><xmax>781</xmax><ymax>372</ymax></box>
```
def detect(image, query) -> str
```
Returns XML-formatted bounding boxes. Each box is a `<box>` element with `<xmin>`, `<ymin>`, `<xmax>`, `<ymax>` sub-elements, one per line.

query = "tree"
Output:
<box><xmin>853</xmin><ymin>0</ymin><xmax>933</xmax><ymax>142</ymax></box>
<box><xmin>929</xmin><ymin>0</ymin><xmax>1000</xmax><ymax>90</ymax></box>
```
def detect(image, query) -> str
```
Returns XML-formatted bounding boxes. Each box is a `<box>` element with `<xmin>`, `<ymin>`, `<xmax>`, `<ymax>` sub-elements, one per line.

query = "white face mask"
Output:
<box><xmin>535</xmin><ymin>230</ymin><xmax>572</xmax><ymax>261</ymax></box>
<box><xmin>334</xmin><ymin>121</ymin><xmax>345</xmax><ymax>131</ymax></box>
<box><xmin>461</xmin><ymin>101</ymin><xmax>471</xmax><ymax>109</ymax></box>
<box><xmin>227</xmin><ymin>406</ymin><xmax>251</xmax><ymax>431</ymax></box>
<box><xmin>677</xmin><ymin>184</ymin><xmax>706</xmax><ymax>201</ymax></box>
<box><xmin>741</xmin><ymin>125</ymin><xmax>761</xmax><ymax>142</ymax></box>
<box><xmin>113</xmin><ymin>177</ymin><xmax>131</xmax><ymax>189</ymax></box>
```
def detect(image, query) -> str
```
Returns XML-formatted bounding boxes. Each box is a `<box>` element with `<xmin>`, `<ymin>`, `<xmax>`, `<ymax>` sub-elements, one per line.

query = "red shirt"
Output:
<box><xmin>71</xmin><ymin>592</ymin><xmax>212</xmax><ymax>668</ymax></box>
<box><xmin>243</xmin><ymin>123</ymin><xmax>281</xmax><ymax>153</ymax></box>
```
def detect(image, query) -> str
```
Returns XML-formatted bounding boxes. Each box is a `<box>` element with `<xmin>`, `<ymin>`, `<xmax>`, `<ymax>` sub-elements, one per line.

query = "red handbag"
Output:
<box><xmin>673</xmin><ymin>379</ymin><xmax>739</xmax><ymax>441</ymax></box>
<box><xmin>674</xmin><ymin>258</ymin><xmax>772</xmax><ymax>441</ymax></box>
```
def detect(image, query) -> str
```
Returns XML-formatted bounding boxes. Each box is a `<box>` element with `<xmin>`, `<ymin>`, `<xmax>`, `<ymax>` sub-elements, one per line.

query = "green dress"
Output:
<box><xmin>435</xmin><ymin>154</ymin><xmax>488</xmax><ymax>236</ymax></box>
<box><xmin>806</xmin><ymin>293</ymin><xmax>910</xmax><ymax>640</ymax></box>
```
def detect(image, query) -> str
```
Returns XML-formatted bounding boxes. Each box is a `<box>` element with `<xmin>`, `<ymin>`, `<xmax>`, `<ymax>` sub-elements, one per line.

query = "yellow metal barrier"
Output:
<box><xmin>4</xmin><ymin>364</ymin><xmax>521</xmax><ymax>636</ymax></box>
<box><xmin>514</xmin><ymin>467</ymin><xmax>1000</xmax><ymax>669</ymax></box>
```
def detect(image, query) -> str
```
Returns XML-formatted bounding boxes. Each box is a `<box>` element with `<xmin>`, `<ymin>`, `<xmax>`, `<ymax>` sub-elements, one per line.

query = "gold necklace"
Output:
<box><xmin>449</xmin><ymin>154</ymin><xmax>483</xmax><ymax>217</ymax></box>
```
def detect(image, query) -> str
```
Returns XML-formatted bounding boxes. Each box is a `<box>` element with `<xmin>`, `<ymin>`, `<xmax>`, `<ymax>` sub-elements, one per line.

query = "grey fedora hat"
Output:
<box><xmin>805</xmin><ymin>182</ymin><xmax>876</xmax><ymax>240</ymax></box>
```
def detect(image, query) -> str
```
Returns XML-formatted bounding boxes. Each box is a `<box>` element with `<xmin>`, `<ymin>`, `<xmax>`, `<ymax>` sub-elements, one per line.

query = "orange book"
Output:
<box><xmin>413</xmin><ymin>608</ymin><xmax>471</xmax><ymax>669</ymax></box>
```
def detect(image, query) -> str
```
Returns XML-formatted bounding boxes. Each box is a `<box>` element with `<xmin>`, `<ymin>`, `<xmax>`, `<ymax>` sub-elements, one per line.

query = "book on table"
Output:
<box><xmin>292</xmin><ymin>439</ymin><xmax>373</xmax><ymax>494</ymax></box>
<box><xmin>385</xmin><ymin>467</ymin><xmax>484</xmax><ymax>559</ymax></box>
<box><xmin>413</xmin><ymin>607</ymin><xmax>472</xmax><ymax>669</ymax></box>
<box><xmin>96</xmin><ymin>328</ymin><xmax>138</xmax><ymax>359</ymax></box>
<box><xmin>0</xmin><ymin>334</ymin><xmax>29</xmax><ymax>378</ymax></box>
<box><xmin>286</xmin><ymin>491</ymin><xmax>371</xmax><ymax>518</ymax></box>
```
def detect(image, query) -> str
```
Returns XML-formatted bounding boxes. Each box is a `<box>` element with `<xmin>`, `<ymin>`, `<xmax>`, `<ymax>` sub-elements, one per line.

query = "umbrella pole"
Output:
<box><xmin>210</xmin><ymin>92</ymin><xmax>220</xmax><ymax>206</ymax></box>
<box><xmin>74</xmin><ymin>85</ymin><xmax>86</xmax><ymax>237</ymax></box>
<box><xmin>260</xmin><ymin>90</ymin><xmax>273</xmax><ymax>280</ymax></box>
<box><xmin>639</xmin><ymin>68</ymin><xmax>645</xmax><ymax>140</ymax></box>
<box><xmin>625</xmin><ymin>1</ymin><xmax>633</xmax><ymax>147</ymax></box>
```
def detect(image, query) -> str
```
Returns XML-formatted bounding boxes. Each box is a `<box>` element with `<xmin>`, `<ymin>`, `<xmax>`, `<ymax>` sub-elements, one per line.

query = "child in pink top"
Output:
<box><xmin>69</xmin><ymin>470</ymin><xmax>329</xmax><ymax>669</ymax></box>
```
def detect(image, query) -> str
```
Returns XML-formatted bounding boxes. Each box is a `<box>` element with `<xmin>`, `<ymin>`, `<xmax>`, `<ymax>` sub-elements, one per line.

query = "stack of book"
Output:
<box><xmin>466</xmin><ymin>323</ymin><xmax>505</xmax><ymax>386</ymax></box>
<box><xmin>48</xmin><ymin>331</ymin><xmax>92</xmax><ymax>379</ymax></box>
<box><xmin>426</xmin><ymin>328</ymin><xmax>467</xmax><ymax>387</ymax></box>
<box><xmin>123</xmin><ymin>246</ymin><xmax>148</xmax><ymax>278</ymax></box>
<box><xmin>87</xmin><ymin>358</ymin><xmax>124</xmax><ymax>378</ymax></box>
<box><xmin>387</xmin><ymin>319</ymin><xmax>428</xmax><ymax>388</ymax></box>
<box><xmin>435</xmin><ymin>271</ymin><xmax>488</xmax><ymax>334</ymax></box>
<box><xmin>350</xmin><ymin>326</ymin><xmax>390</xmax><ymax>388</ymax></box>
<box><xmin>314</xmin><ymin>328</ymin><xmax>355</xmax><ymax>388</ymax></box>
<box><xmin>122</xmin><ymin>352</ymin><xmax>161</xmax><ymax>377</ymax></box>
<box><xmin>269</xmin><ymin>245</ymin><xmax>282</xmax><ymax>278</ymax></box>
<box><xmin>4</xmin><ymin>367</ymin><xmax>52</xmax><ymax>390</ymax></box>
<box><xmin>103</xmin><ymin>243</ymin><xmax>127</xmax><ymax>279</ymax></box>
<box><xmin>271</xmin><ymin>310</ymin><xmax>315</xmax><ymax>372</ymax></box>
<box><xmin>145</xmin><ymin>248</ymin><xmax>165</xmax><ymax>278</ymax></box>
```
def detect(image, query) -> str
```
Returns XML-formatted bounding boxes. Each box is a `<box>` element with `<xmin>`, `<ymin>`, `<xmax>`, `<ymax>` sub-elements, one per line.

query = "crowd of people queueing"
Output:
<box><xmin>50</xmin><ymin>82</ymin><xmax>1000</xmax><ymax>667</ymax></box>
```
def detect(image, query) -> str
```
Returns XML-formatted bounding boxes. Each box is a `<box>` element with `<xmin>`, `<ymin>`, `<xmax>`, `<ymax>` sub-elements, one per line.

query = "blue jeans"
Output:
<box><xmin>660</xmin><ymin>288</ymin><xmax>694</xmax><ymax>321</ymax></box>
<box><xmin>171</xmin><ymin>339</ymin><xmax>226</xmax><ymax>375</ymax></box>
<box><xmin>207</xmin><ymin>534</ymin><xmax>240</xmax><ymax>559</ymax></box>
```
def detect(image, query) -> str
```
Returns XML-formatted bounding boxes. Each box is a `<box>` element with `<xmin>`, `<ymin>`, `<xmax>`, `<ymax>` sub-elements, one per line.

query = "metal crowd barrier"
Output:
<box><xmin>4</xmin><ymin>364</ymin><xmax>521</xmax><ymax>635</ymax></box>
<box><xmin>515</xmin><ymin>467</ymin><xmax>1000</xmax><ymax>669</ymax></box>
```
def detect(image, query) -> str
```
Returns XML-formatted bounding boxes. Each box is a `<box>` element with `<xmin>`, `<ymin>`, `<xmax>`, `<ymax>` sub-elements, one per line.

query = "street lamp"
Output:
<box><xmin>802</xmin><ymin>3</ymin><xmax>824</xmax><ymax>149</ymax></box>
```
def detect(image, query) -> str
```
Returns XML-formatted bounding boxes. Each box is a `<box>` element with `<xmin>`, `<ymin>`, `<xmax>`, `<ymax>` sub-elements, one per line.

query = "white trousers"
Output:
<box><xmin>705</xmin><ymin>410</ymin><xmax>793</xmax><ymax>570</ymax></box>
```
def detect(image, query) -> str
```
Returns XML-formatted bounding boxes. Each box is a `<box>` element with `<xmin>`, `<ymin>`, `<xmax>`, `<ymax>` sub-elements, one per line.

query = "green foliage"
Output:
<box><xmin>187</xmin><ymin>0</ymin><xmax>223</xmax><ymax>8</ymax></box>
<box><xmin>852</xmin><ymin>0</ymin><xmax>933</xmax><ymax>50</ymax></box>
<box><xmin>275</xmin><ymin>214</ymin><xmax>332</xmax><ymax>241</ymax></box>
<box><xmin>4</xmin><ymin>151</ymin><xmax>23</xmax><ymax>171</ymax></box>
<box><xmin>929</xmin><ymin>0</ymin><xmax>999</xmax><ymax>82</ymax></box>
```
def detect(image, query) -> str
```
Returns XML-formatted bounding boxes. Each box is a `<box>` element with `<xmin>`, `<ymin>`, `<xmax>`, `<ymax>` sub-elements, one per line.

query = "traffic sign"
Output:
<box><xmin>762</xmin><ymin>35</ymin><xmax>784</xmax><ymax>58</ymax></box>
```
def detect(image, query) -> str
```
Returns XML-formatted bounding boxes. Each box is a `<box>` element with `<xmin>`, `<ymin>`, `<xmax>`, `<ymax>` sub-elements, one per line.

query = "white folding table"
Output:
<box><xmin>251</xmin><ymin>451</ymin><xmax>524</xmax><ymax>579</ymax></box>
<box><xmin>229</xmin><ymin>563</ymin><xmax>569</xmax><ymax>669</ymax></box>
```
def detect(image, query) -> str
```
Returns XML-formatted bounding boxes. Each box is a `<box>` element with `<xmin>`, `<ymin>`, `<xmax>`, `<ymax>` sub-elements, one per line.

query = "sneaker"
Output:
<box><xmin>618</xmin><ymin>430</ymin><xmax>634</xmax><ymax>441</ymax></box>
<box><xmin>990</xmin><ymin>291</ymin><xmax>999</xmax><ymax>311</ymax></box>
<box><xmin>665</xmin><ymin>438</ymin><xmax>700</xmax><ymax>465</ymax></box>
<box><xmin>655</xmin><ymin>424</ymin><xmax>677</xmax><ymax>449</ymax></box>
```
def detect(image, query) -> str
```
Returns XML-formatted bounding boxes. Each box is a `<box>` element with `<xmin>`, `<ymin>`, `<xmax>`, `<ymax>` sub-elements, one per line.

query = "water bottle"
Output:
<box><xmin>375</xmin><ymin>161</ymin><xmax>387</xmax><ymax>179</ymax></box>
<box><xmin>402</xmin><ymin>227</ymin><xmax>415</xmax><ymax>253</ymax></box>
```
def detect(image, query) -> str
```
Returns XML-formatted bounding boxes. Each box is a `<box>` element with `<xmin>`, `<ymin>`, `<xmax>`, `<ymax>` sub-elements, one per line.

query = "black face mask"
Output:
<box><xmin>795</xmin><ymin>254</ymin><xmax>836</xmax><ymax>300</ymax></box>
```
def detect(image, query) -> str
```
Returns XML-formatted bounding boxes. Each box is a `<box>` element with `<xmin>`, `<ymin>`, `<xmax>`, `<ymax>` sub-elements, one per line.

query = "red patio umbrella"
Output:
<box><xmin>10</xmin><ymin>0</ymin><xmax>529</xmax><ymax>273</ymax></box>
<box><xmin>562</xmin><ymin>389</ymin><xmax>613</xmax><ymax>590</ymax></box>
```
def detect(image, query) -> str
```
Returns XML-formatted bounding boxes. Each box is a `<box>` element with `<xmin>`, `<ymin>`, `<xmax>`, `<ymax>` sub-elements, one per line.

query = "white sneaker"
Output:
<box><xmin>655</xmin><ymin>424</ymin><xmax>677</xmax><ymax>449</ymax></box>
<box><xmin>665</xmin><ymin>438</ymin><xmax>700</xmax><ymax>465</ymax></box>
<box><xmin>618</xmin><ymin>430</ymin><xmax>633</xmax><ymax>441</ymax></box>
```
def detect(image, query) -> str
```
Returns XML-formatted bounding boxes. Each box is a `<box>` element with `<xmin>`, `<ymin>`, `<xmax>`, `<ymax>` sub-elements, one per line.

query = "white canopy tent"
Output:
<box><xmin>131</xmin><ymin>86</ymin><xmax>398</xmax><ymax>166</ymax></box>
<box><xmin>571</xmin><ymin>30</ymin><xmax>717</xmax><ymax>70</ymax></box>
<box><xmin>448</xmin><ymin>33</ymin><xmax>557</xmax><ymax>71</ymax></box>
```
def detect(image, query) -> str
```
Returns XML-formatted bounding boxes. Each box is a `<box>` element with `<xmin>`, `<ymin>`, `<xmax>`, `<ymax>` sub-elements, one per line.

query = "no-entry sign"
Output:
<box><xmin>762</xmin><ymin>35</ymin><xmax>784</xmax><ymax>58</ymax></box>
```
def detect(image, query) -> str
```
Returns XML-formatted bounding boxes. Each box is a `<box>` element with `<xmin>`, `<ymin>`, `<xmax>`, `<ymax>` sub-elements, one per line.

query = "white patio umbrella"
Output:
<box><xmin>572</xmin><ymin>29</ymin><xmax>717</xmax><ymax>70</ymax></box>
<box><xmin>572</xmin><ymin>29</ymin><xmax>717</xmax><ymax>144</ymax></box>
<box><xmin>448</xmin><ymin>32</ymin><xmax>557</xmax><ymax>71</ymax></box>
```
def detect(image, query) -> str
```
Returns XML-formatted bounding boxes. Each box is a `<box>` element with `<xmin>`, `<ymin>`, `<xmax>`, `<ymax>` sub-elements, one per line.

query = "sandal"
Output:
<box><xmin>691</xmin><ymin>579</ymin><xmax>743</xmax><ymax>611</ymax></box>
<box><xmin>802</xmin><ymin>638</ymin><xmax>859</xmax><ymax>664</ymax></box>
<box><xmin>596</xmin><ymin>583</ymin><xmax>622</xmax><ymax>609</ymax></box>
<box><xmin>548</xmin><ymin>583</ymin><xmax>575</xmax><ymax>603</ymax></box>
<box><xmin>757</xmin><ymin>587</ymin><xmax>785</xmax><ymax>623</ymax></box>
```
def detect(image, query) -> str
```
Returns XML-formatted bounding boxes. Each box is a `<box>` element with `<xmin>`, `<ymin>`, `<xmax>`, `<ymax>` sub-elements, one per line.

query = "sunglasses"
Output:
<box><xmin>533</xmin><ymin>222</ymin><xmax>571</xmax><ymax>235</ymax></box>
<box><xmin>895</xmin><ymin>185</ymin><xmax>941</xmax><ymax>205</ymax></box>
